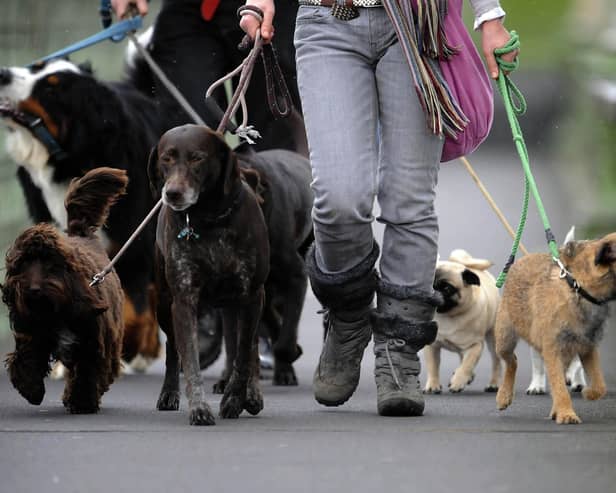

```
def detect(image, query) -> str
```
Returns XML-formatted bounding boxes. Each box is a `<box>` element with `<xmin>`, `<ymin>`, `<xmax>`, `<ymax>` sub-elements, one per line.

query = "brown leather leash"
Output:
<box><xmin>91</xmin><ymin>6</ymin><xmax>280</xmax><ymax>286</ymax></box>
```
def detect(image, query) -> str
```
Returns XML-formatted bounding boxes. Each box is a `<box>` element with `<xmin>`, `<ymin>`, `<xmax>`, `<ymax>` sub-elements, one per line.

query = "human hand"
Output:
<box><xmin>239</xmin><ymin>0</ymin><xmax>275</xmax><ymax>43</ymax></box>
<box><xmin>111</xmin><ymin>0</ymin><xmax>149</xmax><ymax>19</ymax></box>
<box><xmin>480</xmin><ymin>19</ymin><xmax>518</xmax><ymax>79</ymax></box>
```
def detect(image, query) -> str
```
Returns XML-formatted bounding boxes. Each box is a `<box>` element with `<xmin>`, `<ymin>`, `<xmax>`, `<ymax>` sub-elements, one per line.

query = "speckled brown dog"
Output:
<box><xmin>2</xmin><ymin>168</ymin><xmax>127</xmax><ymax>413</ymax></box>
<box><xmin>495</xmin><ymin>232</ymin><xmax>616</xmax><ymax>424</ymax></box>
<box><xmin>148</xmin><ymin>124</ymin><xmax>269</xmax><ymax>425</ymax></box>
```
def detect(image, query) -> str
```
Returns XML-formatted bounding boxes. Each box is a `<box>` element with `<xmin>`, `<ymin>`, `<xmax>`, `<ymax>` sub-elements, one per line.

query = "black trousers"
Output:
<box><xmin>151</xmin><ymin>0</ymin><xmax>306</xmax><ymax>153</ymax></box>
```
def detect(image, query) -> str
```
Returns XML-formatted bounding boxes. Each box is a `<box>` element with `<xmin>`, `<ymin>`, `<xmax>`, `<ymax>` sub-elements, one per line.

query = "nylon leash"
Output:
<box><xmin>492</xmin><ymin>31</ymin><xmax>560</xmax><ymax>288</ymax></box>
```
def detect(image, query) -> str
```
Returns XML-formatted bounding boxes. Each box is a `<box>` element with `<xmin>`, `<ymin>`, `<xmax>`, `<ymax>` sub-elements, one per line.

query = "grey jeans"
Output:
<box><xmin>294</xmin><ymin>6</ymin><xmax>443</xmax><ymax>291</ymax></box>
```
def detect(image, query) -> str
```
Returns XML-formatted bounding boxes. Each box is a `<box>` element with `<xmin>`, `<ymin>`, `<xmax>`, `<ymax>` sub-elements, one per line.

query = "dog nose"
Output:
<box><xmin>164</xmin><ymin>188</ymin><xmax>184</xmax><ymax>203</ymax></box>
<box><xmin>0</xmin><ymin>68</ymin><xmax>12</xmax><ymax>85</ymax></box>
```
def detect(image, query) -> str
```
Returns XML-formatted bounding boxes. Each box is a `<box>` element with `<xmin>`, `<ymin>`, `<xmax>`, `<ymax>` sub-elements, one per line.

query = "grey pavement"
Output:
<box><xmin>1</xmin><ymin>146</ymin><xmax>615</xmax><ymax>493</ymax></box>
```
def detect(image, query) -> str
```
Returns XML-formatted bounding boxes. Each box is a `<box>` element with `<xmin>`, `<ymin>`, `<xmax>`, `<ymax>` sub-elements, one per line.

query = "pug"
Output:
<box><xmin>495</xmin><ymin>231</ymin><xmax>616</xmax><ymax>424</ymax></box>
<box><xmin>425</xmin><ymin>250</ymin><xmax>501</xmax><ymax>393</ymax></box>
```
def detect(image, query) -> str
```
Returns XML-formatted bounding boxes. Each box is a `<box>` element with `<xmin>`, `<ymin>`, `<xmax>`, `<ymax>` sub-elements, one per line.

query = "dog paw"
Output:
<box><xmin>526</xmin><ymin>386</ymin><xmax>546</xmax><ymax>395</ymax></box>
<box><xmin>219</xmin><ymin>394</ymin><xmax>245</xmax><ymax>419</ymax></box>
<box><xmin>273</xmin><ymin>361</ymin><xmax>298</xmax><ymax>386</ymax></box>
<box><xmin>551</xmin><ymin>408</ymin><xmax>582</xmax><ymax>424</ymax></box>
<box><xmin>423</xmin><ymin>385</ymin><xmax>442</xmax><ymax>394</ymax></box>
<box><xmin>448</xmin><ymin>374</ymin><xmax>468</xmax><ymax>393</ymax></box>
<box><xmin>570</xmin><ymin>384</ymin><xmax>584</xmax><ymax>393</ymax></box>
<box><xmin>212</xmin><ymin>379</ymin><xmax>227</xmax><ymax>394</ymax></box>
<box><xmin>496</xmin><ymin>389</ymin><xmax>513</xmax><ymax>410</ymax></box>
<box><xmin>157</xmin><ymin>390</ymin><xmax>180</xmax><ymax>411</ymax></box>
<box><xmin>244</xmin><ymin>381</ymin><xmax>264</xmax><ymax>416</ymax></box>
<box><xmin>66</xmin><ymin>401</ymin><xmax>100</xmax><ymax>414</ymax></box>
<box><xmin>484</xmin><ymin>384</ymin><xmax>498</xmax><ymax>393</ymax></box>
<box><xmin>189</xmin><ymin>403</ymin><xmax>216</xmax><ymax>426</ymax></box>
<box><xmin>467</xmin><ymin>373</ymin><xmax>475</xmax><ymax>385</ymax></box>
<box><xmin>582</xmin><ymin>387</ymin><xmax>606</xmax><ymax>401</ymax></box>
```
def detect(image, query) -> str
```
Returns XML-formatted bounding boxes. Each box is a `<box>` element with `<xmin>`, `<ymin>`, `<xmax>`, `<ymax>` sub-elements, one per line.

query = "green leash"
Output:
<box><xmin>493</xmin><ymin>31</ymin><xmax>560</xmax><ymax>288</ymax></box>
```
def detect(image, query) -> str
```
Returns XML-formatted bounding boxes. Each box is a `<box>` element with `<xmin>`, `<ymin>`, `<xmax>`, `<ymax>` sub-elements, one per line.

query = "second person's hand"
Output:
<box><xmin>239</xmin><ymin>0</ymin><xmax>275</xmax><ymax>43</ymax></box>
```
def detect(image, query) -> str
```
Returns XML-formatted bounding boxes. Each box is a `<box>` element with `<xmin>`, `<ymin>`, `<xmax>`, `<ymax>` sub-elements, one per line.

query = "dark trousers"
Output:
<box><xmin>151</xmin><ymin>0</ymin><xmax>306</xmax><ymax>153</ymax></box>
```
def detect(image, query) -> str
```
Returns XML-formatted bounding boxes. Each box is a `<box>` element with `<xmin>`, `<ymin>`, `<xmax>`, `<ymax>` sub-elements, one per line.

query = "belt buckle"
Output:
<box><xmin>331</xmin><ymin>3</ymin><xmax>360</xmax><ymax>21</ymax></box>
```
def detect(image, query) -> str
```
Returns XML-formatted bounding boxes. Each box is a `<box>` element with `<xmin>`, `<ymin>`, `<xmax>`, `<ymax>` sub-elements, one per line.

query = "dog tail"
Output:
<box><xmin>65</xmin><ymin>167</ymin><xmax>129</xmax><ymax>237</ymax></box>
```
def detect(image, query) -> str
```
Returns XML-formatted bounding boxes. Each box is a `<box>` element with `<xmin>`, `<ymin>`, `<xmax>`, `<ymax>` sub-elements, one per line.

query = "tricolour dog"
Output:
<box><xmin>0</xmin><ymin>59</ymin><xmax>162</xmax><ymax>369</ymax></box>
<box><xmin>2</xmin><ymin>167</ymin><xmax>127</xmax><ymax>413</ymax></box>
<box><xmin>495</xmin><ymin>232</ymin><xmax>616</xmax><ymax>423</ymax></box>
<box><xmin>426</xmin><ymin>250</ymin><xmax>501</xmax><ymax>393</ymax></box>
<box><xmin>148</xmin><ymin>124</ymin><xmax>270</xmax><ymax>425</ymax></box>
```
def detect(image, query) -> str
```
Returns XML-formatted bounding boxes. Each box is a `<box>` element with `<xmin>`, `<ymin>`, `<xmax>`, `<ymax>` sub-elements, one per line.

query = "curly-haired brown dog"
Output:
<box><xmin>495</xmin><ymin>232</ymin><xmax>616</xmax><ymax>424</ymax></box>
<box><xmin>2</xmin><ymin>167</ymin><xmax>128</xmax><ymax>414</ymax></box>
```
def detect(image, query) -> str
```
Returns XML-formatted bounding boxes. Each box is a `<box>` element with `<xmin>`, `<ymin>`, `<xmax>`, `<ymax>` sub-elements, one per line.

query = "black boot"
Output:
<box><xmin>371</xmin><ymin>282</ymin><xmax>441</xmax><ymax>416</ymax></box>
<box><xmin>306</xmin><ymin>243</ymin><xmax>379</xmax><ymax>406</ymax></box>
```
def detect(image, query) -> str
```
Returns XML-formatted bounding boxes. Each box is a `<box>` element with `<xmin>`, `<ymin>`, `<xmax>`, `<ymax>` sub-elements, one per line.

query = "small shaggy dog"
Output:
<box><xmin>2</xmin><ymin>168</ymin><xmax>128</xmax><ymax>414</ymax></box>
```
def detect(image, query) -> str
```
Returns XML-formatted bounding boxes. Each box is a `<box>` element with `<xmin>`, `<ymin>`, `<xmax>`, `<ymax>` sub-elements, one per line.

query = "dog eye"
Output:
<box><xmin>188</xmin><ymin>152</ymin><xmax>206</xmax><ymax>164</ymax></box>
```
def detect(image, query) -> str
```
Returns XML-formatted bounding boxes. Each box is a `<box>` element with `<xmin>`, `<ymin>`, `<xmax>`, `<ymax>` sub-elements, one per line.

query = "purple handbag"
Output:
<box><xmin>439</xmin><ymin>0</ymin><xmax>494</xmax><ymax>162</ymax></box>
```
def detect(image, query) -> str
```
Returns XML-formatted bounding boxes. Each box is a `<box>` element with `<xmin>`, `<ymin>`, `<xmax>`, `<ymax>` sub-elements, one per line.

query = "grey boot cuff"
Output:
<box><xmin>376</xmin><ymin>280</ymin><xmax>444</xmax><ymax>308</ymax></box>
<box><xmin>371</xmin><ymin>281</ymin><xmax>441</xmax><ymax>347</ymax></box>
<box><xmin>371</xmin><ymin>313</ymin><xmax>438</xmax><ymax>347</ymax></box>
<box><xmin>306</xmin><ymin>242</ymin><xmax>380</xmax><ymax>312</ymax></box>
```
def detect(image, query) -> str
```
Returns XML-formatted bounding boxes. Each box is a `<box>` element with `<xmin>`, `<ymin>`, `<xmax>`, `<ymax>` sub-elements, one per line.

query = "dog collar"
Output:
<box><xmin>554</xmin><ymin>257</ymin><xmax>605</xmax><ymax>306</ymax></box>
<box><xmin>176</xmin><ymin>184</ymin><xmax>246</xmax><ymax>240</ymax></box>
<box><xmin>0</xmin><ymin>107</ymin><xmax>69</xmax><ymax>163</ymax></box>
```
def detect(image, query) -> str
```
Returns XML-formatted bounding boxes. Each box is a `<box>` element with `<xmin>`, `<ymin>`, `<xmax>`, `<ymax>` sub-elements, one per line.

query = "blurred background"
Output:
<box><xmin>0</xmin><ymin>0</ymin><xmax>615</xmax><ymax>344</ymax></box>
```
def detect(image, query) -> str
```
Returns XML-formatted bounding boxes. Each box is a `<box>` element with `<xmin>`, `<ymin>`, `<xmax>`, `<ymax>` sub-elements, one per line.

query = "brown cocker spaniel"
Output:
<box><xmin>2</xmin><ymin>168</ymin><xmax>127</xmax><ymax>414</ymax></box>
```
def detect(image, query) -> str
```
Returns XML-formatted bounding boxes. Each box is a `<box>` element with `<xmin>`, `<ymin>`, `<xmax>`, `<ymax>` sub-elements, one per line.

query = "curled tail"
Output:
<box><xmin>65</xmin><ymin>167</ymin><xmax>129</xmax><ymax>237</ymax></box>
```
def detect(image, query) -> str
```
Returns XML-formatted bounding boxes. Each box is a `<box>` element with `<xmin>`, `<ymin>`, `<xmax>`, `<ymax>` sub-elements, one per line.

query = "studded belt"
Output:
<box><xmin>298</xmin><ymin>0</ymin><xmax>383</xmax><ymax>21</ymax></box>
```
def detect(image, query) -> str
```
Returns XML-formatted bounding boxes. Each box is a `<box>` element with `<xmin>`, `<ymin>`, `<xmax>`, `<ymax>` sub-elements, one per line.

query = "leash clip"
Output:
<box><xmin>553</xmin><ymin>257</ymin><xmax>569</xmax><ymax>279</ymax></box>
<box><xmin>177</xmin><ymin>214</ymin><xmax>200</xmax><ymax>241</ymax></box>
<box><xmin>90</xmin><ymin>272</ymin><xmax>105</xmax><ymax>287</ymax></box>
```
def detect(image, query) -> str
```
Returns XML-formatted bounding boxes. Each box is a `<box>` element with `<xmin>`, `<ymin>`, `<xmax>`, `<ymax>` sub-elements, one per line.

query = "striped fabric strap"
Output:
<box><xmin>381</xmin><ymin>0</ymin><xmax>467</xmax><ymax>138</ymax></box>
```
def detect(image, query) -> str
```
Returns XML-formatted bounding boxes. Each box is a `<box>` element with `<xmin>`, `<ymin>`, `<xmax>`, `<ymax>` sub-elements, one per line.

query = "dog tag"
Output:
<box><xmin>331</xmin><ymin>3</ymin><xmax>360</xmax><ymax>21</ymax></box>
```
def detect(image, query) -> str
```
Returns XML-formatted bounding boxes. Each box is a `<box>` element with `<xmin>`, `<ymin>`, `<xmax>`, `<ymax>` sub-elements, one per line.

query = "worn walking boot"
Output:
<box><xmin>306</xmin><ymin>243</ymin><xmax>379</xmax><ymax>406</ymax></box>
<box><xmin>371</xmin><ymin>283</ymin><xmax>440</xmax><ymax>416</ymax></box>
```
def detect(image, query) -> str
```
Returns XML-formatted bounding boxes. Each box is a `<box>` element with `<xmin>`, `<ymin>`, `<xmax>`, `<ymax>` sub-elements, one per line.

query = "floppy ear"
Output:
<box><xmin>461</xmin><ymin>269</ymin><xmax>481</xmax><ymax>286</ymax></box>
<box><xmin>214</xmin><ymin>133</ymin><xmax>239</xmax><ymax>195</ymax></box>
<box><xmin>595</xmin><ymin>241</ymin><xmax>616</xmax><ymax>266</ymax></box>
<box><xmin>147</xmin><ymin>145</ymin><xmax>161</xmax><ymax>199</ymax></box>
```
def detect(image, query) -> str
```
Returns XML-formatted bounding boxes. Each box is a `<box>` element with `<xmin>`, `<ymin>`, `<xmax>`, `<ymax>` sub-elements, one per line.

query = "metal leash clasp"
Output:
<box><xmin>331</xmin><ymin>0</ymin><xmax>359</xmax><ymax>21</ymax></box>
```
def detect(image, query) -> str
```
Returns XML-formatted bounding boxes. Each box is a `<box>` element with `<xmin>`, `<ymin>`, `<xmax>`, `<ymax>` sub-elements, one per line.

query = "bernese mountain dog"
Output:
<box><xmin>0</xmin><ymin>58</ymin><xmax>162</xmax><ymax>371</ymax></box>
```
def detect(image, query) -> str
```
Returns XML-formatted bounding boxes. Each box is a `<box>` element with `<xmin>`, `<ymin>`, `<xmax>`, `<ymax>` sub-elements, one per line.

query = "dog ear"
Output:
<box><xmin>147</xmin><ymin>145</ymin><xmax>161</xmax><ymax>199</ymax></box>
<box><xmin>564</xmin><ymin>241</ymin><xmax>577</xmax><ymax>259</ymax></box>
<box><xmin>595</xmin><ymin>241</ymin><xmax>616</xmax><ymax>266</ymax></box>
<box><xmin>461</xmin><ymin>269</ymin><xmax>481</xmax><ymax>286</ymax></box>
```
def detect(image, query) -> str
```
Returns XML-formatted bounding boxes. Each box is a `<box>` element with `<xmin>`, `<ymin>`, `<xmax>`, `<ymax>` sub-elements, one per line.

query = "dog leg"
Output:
<box><xmin>245</xmin><ymin>339</ymin><xmax>265</xmax><ymax>416</ymax></box>
<box><xmin>580</xmin><ymin>348</ymin><xmax>607</xmax><ymax>402</ymax></box>
<box><xmin>543</xmin><ymin>344</ymin><xmax>581</xmax><ymax>424</ymax></box>
<box><xmin>449</xmin><ymin>341</ymin><xmax>483</xmax><ymax>393</ymax></box>
<box><xmin>213</xmin><ymin>315</ymin><xmax>238</xmax><ymax>394</ymax></box>
<box><xmin>526</xmin><ymin>347</ymin><xmax>547</xmax><ymax>395</ymax></box>
<box><xmin>157</xmin><ymin>337</ymin><xmax>181</xmax><ymax>411</ymax></box>
<box><xmin>566</xmin><ymin>355</ymin><xmax>587</xmax><ymax>392</ymax></box>
<box><xmin>220</xmin><ymin>288</ymin><xmax>265</xmax><ymax>419</ymax></box>
<box><xmin>173</xmin><ymin>298</ymin><xmax>215</xmax><ymax>426</ymax></box>
<box><xmin>156</xmin><ymin>280</ymin><xmax>181</xmax><ymax>411</ymax></box>
<box><xmin>422</xmin><ymin>344</ymin><xmax>442</xmax><ymax>394</ymax></box>
<box><xmin>6</xmin><ymin>334</ymin><xmax>49</xmax><ymax>405</ymax></box>
<box><xmin>63</xmin><ymin>360</ymin><xmax>100</xmax><ymax>414</ymax></box>
<box><xmin>484</xmin><ymin>330</ymin><xmax>500</xmax><ymax>392</ymax></box>
<box><xmin>273</xmin><ymin>266</ymin><xmax>306</xmax><ymax>386</ymax></box>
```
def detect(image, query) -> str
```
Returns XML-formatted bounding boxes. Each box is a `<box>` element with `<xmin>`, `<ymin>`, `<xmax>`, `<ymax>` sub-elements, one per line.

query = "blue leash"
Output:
<box><xmin>28</xmin><ymin>15</ymin><xmax>143</xmax><ymax>68</ymax></box>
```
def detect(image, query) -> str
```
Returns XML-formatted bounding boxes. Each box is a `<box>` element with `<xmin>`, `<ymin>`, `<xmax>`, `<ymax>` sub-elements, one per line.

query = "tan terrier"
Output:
<box><xmin>494</xmin><ymin>231</ymin><xmax>616</xmax><ymax>424</ymax></box>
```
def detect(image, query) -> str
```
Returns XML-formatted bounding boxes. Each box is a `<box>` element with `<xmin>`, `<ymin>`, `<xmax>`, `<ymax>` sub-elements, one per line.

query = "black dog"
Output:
<box><xmin>148</xmin><ymin>124</ymin><xmax>270</xmax><ymax>425</ymax></box>
<box><xmin>236</xmin><ymin>145</ymin><xmax>313</xmax><ymax>385</ymax></box>
<box><xmin>0</xmin><ymin>59</ymin><xmax>162</xmax><ymax>368</ymax></box>
<box><xmin>2</xmin><ymin>168</ymin><xmax>127</xmax><ymax>413</ymax></box>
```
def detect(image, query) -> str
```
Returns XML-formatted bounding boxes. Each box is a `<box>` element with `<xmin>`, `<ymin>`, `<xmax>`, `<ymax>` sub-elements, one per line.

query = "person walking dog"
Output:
<box><xmin>240</xmin><ymin>0</ymin><xmax>518</xmax><ymax>416</ymax></box>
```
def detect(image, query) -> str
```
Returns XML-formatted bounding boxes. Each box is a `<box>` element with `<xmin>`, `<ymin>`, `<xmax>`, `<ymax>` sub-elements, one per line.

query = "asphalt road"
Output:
<box><xmin>1</xmin><ymin>147</ymin><xmax>615</xmax><ymax>493</ymax></box>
